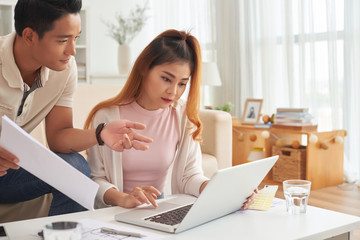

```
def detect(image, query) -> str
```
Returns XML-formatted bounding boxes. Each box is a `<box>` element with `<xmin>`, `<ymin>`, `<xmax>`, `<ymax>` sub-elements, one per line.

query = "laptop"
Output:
<box><xmin>115</xmin><ymin>155</ymin><xmax>278</xmax><ymax>234</ymax></box>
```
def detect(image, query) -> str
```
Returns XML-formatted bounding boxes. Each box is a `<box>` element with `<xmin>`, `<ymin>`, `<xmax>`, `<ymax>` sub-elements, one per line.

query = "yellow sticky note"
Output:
<box><xmin>248</xmin><ymin>185</ymin><xmax>278</xmax><ymax>211</ymax></box>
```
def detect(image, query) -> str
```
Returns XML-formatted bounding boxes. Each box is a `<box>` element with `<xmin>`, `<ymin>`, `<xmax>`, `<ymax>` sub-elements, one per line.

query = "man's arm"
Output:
<box><xmin>45</xmin><ymin>106</ymin><xmax>95</xmax><ymax>153</ymax></box>
<box><xmin>45</xmin><ymin>106</ymin><xmax>153</xmax><ymax>153</ymax></box>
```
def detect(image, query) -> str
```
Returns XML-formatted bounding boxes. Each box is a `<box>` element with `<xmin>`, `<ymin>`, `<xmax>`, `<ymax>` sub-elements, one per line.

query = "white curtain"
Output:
<box><xmin>151</xmin><ymin>0</ymin><xmax>217</xmax><ymax>62</ymax></box>
<box><xmin>150</xmin><ymin>0</ymin><xmax>360</xmax><ymax>181</ymax></box>
<box><xmin>151</xmin><ymin>0</ymin><xmax>220</xmax><ymax>106</ymax></box>
<box><xmin>343</xmin><ymin>0</ymin><xmax>360</xmax><ymax>182</ymax></box>
<box><xmin>217</xmin><ymin>0</ymin><xmax>360</xmax><ymax>182</ymax></box>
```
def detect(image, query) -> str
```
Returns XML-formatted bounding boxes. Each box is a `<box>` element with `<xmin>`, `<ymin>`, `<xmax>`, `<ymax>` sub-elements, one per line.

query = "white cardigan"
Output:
<box><xmin>87</xmin><ymin>100</ymin><xmax>209</xmax><ymax>208</ymax></box>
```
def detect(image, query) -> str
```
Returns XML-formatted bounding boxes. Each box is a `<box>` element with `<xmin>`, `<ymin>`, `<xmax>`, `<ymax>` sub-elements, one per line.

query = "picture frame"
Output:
<box><xmin>241</xmin><ymin>98</ymin><xmax>263</xmax><ymax>124</ymax></box>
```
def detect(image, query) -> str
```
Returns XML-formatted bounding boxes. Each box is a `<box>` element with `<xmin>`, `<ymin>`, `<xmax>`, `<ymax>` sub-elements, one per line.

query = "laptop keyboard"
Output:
<box><xmin>144</xmin><ymin>204</ymin><xmax>193</xmax><ymax>226</ymax></box>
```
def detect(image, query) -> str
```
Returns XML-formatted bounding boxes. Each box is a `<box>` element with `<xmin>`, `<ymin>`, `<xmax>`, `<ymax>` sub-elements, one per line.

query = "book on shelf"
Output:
<box><xmin>254</xmin><ymin>123</ymin><xmax>272</xmax><ymax>129</ymax></box>
<box><xmin>274</xmin><ymin>117</ymin><xmax>316</xmax><ymax>126</ymax></box>
<box><xmin>274</xmin><ymin>106</ymin><xmax>316</xmax><ymax>127</ymax></box>
<box><xmin>274</xmin><ymin>118</ymin><xmax>314</xmax><ymax>124</ymax></box>
<box><xmin>276</xmin><ymin>107</ymin><xmax>309</xmax><ymax>112</ymax></box>
<box><xmin>271</xmin><ymin>124</ymin><xmax>317</xmax><ymax>131</ymax></box>
<box><xmin>275</xmin><ymin>111</ymin><xmax>313</xmax><ymax>118</ymax></box>
<box><xmin>273</xmin><ymin>121</ymin><xmax>316</xmax><ymax>126</ymax></box>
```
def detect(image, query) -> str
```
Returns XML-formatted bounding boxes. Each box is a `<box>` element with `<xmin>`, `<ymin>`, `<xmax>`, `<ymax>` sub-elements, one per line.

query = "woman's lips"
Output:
<box><xmin>60</xmin><ymin>59</ymin><xmax>70</xmax><ymax>64</ymax></box>
<box><xmin>161</xmin><ymin>97</ymin><xmax>172</xmax><ymax>103</ymax></box>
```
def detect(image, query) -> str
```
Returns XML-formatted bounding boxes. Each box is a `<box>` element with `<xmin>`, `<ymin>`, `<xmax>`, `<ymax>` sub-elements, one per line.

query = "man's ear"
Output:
<box><xmin>22</xmin><ymin>27</ymin><xmax>39</xmax><ymax>46</ymax></box>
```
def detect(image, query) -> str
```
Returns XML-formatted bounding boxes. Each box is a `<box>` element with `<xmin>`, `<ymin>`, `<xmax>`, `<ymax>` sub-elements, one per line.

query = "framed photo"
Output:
<box><xmin>241</xmin><ymin>98</ymin><xmax>263</xmax><ymax>124</ymax></box>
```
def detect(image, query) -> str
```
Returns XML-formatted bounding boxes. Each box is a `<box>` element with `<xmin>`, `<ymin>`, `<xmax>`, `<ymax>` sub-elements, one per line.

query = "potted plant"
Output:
<box><xmin>104</xmin><ymin>1</ymin><xmax>149</xmax><ymax>75</ymax></box>
<box><xmin>214</xmin><ymin>102</ymin><xmax>234</xmax><ymax>113</ymax></box>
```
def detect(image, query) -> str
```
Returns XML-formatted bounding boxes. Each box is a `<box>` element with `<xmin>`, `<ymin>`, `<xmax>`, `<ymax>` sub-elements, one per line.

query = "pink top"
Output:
<box><xmin>119</xmin><ymin>101</ymin><xmax>179</xmax><ymax>194</ymax></box>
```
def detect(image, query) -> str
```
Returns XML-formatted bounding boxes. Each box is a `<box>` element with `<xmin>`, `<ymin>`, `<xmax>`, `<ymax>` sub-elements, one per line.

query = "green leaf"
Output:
<box><xmin>215</xmin><ymin>102</ymin><xmax>233</xmax><ymax>112</ymax></box>
<box><xmin>103</xmin><ymin>1</ymin><xmax>149</xmax><ymax>45</ymax></box>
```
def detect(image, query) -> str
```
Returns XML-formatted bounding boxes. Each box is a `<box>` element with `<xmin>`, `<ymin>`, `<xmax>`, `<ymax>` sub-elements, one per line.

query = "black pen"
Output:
<box><xmin>101</xmin><ymin>227</ymin><xmax>146</xmax><ymax>238</ymax></box>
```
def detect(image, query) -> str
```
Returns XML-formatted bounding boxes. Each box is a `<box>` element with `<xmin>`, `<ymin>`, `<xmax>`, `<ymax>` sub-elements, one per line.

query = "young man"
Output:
<box><xmin>0</xmin><ymin>0</ymin><xmax>152</xmax><ymax>216</ymax></box>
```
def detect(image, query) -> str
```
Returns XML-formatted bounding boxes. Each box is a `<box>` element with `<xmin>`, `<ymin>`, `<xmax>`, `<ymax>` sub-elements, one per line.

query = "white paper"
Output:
<box><xmin>79</xmin><ymin>219</ymin><xmax>164</xmax><ymax>240</ymax></box>
<box><xmin>0</xmin><ymin>116</ymin><xmax>99</xmax><ymax>211</ymax></box>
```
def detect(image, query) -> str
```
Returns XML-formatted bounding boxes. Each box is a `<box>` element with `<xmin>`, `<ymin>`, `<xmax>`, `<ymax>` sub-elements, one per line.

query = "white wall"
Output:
<box><xmin>83</xmin><ymin>0</ymin><xmax>153</xmax><ymax>77</ymax></box>
<box><xmin>0</xmin><ymin>0</ymin><xmax>153</xmax><ymax>78</ymax></box>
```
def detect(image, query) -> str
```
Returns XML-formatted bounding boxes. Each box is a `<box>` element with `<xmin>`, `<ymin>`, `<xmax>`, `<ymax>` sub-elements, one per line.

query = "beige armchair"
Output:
<box><xmin>0</xmin><ymin>85</ymin><xmax>233</xmax><ymax>223</ymax></box>
<box><xmin>199</xmin><ymin>109</ymin><xmax>233</xmax><ymax>178</ymax></box>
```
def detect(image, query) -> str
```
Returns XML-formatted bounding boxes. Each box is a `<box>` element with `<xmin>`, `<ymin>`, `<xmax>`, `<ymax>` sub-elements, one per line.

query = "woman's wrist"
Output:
<box><xmin>104</xmin><ymin>188</ymin><xmax>126</xmax><ymax>207</ymax></box>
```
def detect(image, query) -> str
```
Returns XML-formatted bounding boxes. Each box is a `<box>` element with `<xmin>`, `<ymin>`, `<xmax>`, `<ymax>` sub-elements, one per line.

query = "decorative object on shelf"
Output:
<box><xmin>262</xmin><ymin>114</ymin><xmax>271</xmax><ymax>123</ymax></box>
<box><xmin>309</xmin><ymin>134</ymin><xmax>319</xmax><ymax>144</ymax></box>
<box><xmin>249</xmin><ymin>134</ymin><xmax>257</xmax><ymax>142</ymax></box>
<box><xmin>233</xmin><ymin>122</ymin><xmax>346</xmax><ymax>151</ymax></box>
<box><xmin>241</xmin><ymin>98</ymin><xmax>263</xmax><ymax>125</ymax></box>
<box><xmin>255</xmin><ymin>113</ymin><xmax>274</xmax><ymax>129</ymax></box>
<box><xmin>308</xmin><ymin>133</ymin><xmax>344</xmax><ymax>148</ymax></box>
<box><xmin>117</xmin><ymin>44</ymin><xmax>131</xmax><ymax>75</ymax></box>
<box><xmin>104</xmin><ymin>1</ymin><xmax>149</xmax><ymax>75</ymax></box>
<box><xmin>319</xmin><ymin>142</ymin><xmax>329</xmax><ymax>150</ymax></box>
<box><xmin>271</xmin><ymin>131</ymin><xmax>345</xmax><ymax>150</ymax></box>
<box><xmin>261</xmin><ymin>130</ymin><xmax>270</xmax><ymax>139</ymax></box>
<box><xmin>291</xmin><ymin>140</ymin><xmax>301</xmax><ymax>149</ymax></box>
<box><xmin>334</xmin><ymin>136</ymin><xmax>344</xmax><ymax>144</ymax></box>
<box><xmin>237</xmin><ymin>133</ymin><xmax>244</xmax><ymax>142</ymax></box>
<box><xmin>214</xmin><ymin>102</ymin><xmax>233</xmax><ymax>113</ymax></box>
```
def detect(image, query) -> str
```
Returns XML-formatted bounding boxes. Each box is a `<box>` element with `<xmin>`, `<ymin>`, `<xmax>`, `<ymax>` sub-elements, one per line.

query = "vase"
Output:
<box><xmin>118</xmin><ymin>44</ymin><xmax>131</xmax><ymax>75</ymax></box>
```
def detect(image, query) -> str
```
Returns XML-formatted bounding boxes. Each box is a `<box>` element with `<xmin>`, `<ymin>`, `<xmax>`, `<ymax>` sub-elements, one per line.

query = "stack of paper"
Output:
<box><xmin>0</xmin><ymin>116</ymin><xmax>99</xmax><ymax>210</ymax></box>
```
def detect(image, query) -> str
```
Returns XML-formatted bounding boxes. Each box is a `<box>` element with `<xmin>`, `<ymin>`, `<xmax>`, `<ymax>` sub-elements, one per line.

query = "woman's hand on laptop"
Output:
<box><xmin>104</xmin><ymin>186</ymin><xmax>161</xmax><ymax>208</ymax></box>
<box><xmin>125</xmin><ymin>186</ymin><xmax>162</xmax><ymax>208</ymax></box>
<box><xmin>241</xmin><ymin>188</ymin><xmax>258</xmax><ymax>210</ymax></box>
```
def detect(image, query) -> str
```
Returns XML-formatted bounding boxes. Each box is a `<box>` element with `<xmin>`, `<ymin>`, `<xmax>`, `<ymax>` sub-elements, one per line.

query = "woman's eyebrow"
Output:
<box><xmin>162</xmin><ymin>71</ymin><xmax>190</xmax><ymax>80</ymax></box>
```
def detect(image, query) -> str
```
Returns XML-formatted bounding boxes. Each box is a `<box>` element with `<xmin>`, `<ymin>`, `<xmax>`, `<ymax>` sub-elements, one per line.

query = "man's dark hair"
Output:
<box><xmin>14</xmin><ymin>0</ymin><xmax>82</xmax><ymax>39</ymax></box>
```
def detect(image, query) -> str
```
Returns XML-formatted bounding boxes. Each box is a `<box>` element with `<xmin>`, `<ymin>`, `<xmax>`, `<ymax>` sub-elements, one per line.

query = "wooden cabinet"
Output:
<box><xmin>232</xmin><ymin>117</ymin><xmax>346</xmax><ymax>190</ymax></box>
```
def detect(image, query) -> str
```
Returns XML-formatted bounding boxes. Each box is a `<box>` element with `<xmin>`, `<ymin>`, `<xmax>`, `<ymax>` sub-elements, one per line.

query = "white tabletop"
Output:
<box><xmin>3</xmin><ymin>199</ymin><xmax>360</xmax><ymax>240</ymax></box>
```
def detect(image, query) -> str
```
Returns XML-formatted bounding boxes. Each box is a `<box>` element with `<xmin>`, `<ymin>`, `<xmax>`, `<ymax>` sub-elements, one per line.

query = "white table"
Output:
<box><xmin>3</xmin><ymin>199</ymin><xmax>360</xmax><ymax>240</ymax></box>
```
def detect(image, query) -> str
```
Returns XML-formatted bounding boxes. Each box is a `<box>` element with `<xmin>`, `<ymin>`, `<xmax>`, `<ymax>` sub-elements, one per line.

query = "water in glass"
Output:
<box><xmin>283</xmin><ymin>180</ymin><xmax>311</xmax><ymax>214</ymax></box>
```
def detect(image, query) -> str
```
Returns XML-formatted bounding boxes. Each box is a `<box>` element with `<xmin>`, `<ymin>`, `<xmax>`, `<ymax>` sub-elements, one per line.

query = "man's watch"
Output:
<box><xmin>95</xmin><ymin>123</ymin><xmax>107</xmax><ymax>146</ymax></box>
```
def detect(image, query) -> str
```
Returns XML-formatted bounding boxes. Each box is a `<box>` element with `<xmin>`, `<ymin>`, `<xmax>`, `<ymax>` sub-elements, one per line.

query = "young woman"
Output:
<box><xmin>85</xmin><ymin>29</ymin><xmax>256</xmax><ymax>209</ymax></box>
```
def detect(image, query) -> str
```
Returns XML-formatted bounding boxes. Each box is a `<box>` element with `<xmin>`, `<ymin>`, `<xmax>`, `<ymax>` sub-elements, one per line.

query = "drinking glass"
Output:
<box><xmin>43</xmin><ymin>221</ymin><xmax>81</xmax><ymax>240</ymax></box>
<box><xmin>283</xmin><ymin>180</ymin><xmax>311</xmax><ymax>214</ymax></box>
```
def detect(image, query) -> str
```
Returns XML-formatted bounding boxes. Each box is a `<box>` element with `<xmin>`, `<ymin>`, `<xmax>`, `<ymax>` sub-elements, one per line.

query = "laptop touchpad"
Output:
<box><xmin>141</xmin><ymin>202</ymin><xmax>181</xmax><ymax>213</ymax></box>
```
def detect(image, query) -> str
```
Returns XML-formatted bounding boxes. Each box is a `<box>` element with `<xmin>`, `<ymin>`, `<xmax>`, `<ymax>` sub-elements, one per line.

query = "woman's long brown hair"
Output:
<box><xmin>84</xmin><ymin>29</ymin><xmax>202</xmax><ymax>140</ymax></box>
